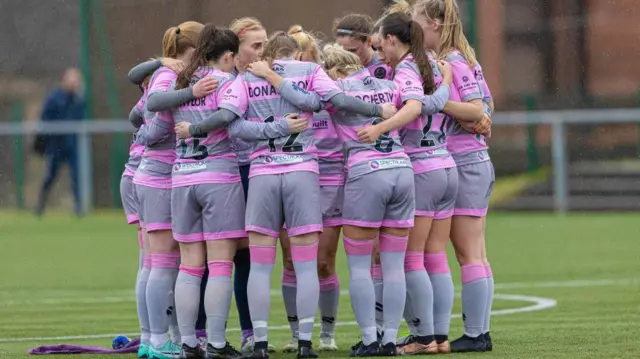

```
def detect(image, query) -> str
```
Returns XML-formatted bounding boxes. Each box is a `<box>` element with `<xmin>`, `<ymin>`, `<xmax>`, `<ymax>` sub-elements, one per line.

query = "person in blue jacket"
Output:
<box><xmin>35</xmin><ymin>68</ymin><xmax>85</xmax><ymax>217</ymax></box>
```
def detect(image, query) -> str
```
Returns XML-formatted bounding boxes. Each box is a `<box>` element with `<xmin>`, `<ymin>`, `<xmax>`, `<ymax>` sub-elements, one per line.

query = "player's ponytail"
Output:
<box><xmin>379</xmin><ymin>12</ymin><xmax>435</xmax><ymax>94</ymax></box>
<box><xmin>414</xmin><ymin>0</ymin><xmax>476</xmax><ymax>66</ymax></box>
<box><xmin>288</xmin><ymin>25</ymin><xmax>322</xmax><ymax>64</ymax></box>
<box><xmin>409</xmin><ymin>20</ymin><xmax>435</xmax><ymax>94</ymax></box>
<box><xmin>161</xmin><ymin>21</ymin><xmax>204</xmax><ymax>59</ymax></box>
<box><xmin>262</xmin><ymin>31</ymin><xmax>301</xmax><ymax>65</ymax></box>
<box><xmin>176</xmin><ymin>24</ymin><xmax>239</xmax><ymax>90</ymax></box>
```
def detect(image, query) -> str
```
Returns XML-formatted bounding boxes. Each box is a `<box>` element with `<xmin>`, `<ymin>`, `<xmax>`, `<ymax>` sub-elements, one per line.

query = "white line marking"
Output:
<box><xmin>0</xmin><ymin>293</ymin><xmax>556</xmax><ymax>343</ymax></box>
<box><xmin>494</xmin><ymin>278</ymin><xmax>639</xmax><ymax>289</ymax></box>
<box><xmin>0</xmin><ymin>278</ymin><xmax>634</xmax><ymax>306</ymax></box>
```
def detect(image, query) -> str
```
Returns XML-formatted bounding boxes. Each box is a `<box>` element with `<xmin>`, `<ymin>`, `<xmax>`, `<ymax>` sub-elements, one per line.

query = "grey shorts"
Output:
<box><xmin>245</xmin><ymin>171</ymin><xmax>322</xmax><ymax>237</ymax></box>
<box><xmin>120</xmin><ymin>175</ymin><xmax>139</xmax><ymax>224</ymax></box>
<box><xmin>342</xmin><ymin>168</ymin><xmax>415</xmax><ymax>229</ymax></box>
<box><xmin>321</xmin><ymin>185</ymin><xmax>344</xmax><ymax>227</ymax></box>
<box><xmin>454</xmin><ymin>160</ymin><xmax>495</xmax><ymax>217</ymax></box>
<box><xmin>135</xmin><ymin>185</ymin><xmax>172</xmax><ymax>232</ymax></box>
<box><xmin>171</xmin><ymin>183</ymin><xmax>247</xmax><ymax>242</ymax></box>
<box><xmin>414</xmin><ymin>167</ymin><xmax>459</xmax><ymax>219</ymax></box>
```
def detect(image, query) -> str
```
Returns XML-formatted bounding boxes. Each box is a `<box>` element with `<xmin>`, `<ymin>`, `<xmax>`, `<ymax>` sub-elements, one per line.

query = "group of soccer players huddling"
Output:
<box><xmin>121</xmin><ymin>0</ymin><xmax>496</xmax><ymax>358</ymax></box>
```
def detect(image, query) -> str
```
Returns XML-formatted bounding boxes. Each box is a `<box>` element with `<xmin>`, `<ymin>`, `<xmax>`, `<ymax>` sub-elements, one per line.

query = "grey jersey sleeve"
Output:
<box><xmin>189</xmin><ymin>108</ymin><xmax>238</xmax><ymax>136</ymax></box>
<box><xmin>146</xmin><ymin>87</ymin><xmax>195</xmax><ymax>112</ymax></box>
<box><xmin>137</xmin><ymin>115</ymin><xmax>171</xmax><ymax>145</ymax></box>
<box><xmin>328</xmin><ymin>93</ymin><xmax>382</xmax><ymax>117</ymax></box>
<box><xmin>421</xmin><ymin>84</ymin><xmax>450</xmax><ymax>115</ymax></box>
<box><xmin>128</xmin><ymin>59</ymin><xmax>162</xmax><ymax>85</ymax></box>
<box><xmin>128</xmin><ymin>105</ymin><xmax>144</xmax><ymax>128</ymax></box>
<box><xmin>278</xmin><ymin>80</ymin><xmax>322</xmax><ymax>112</ymax></box>
<box><xmin>228</xmin><ymin>117</ymin><xmax>291</xmax><ymax>140</ymax></box>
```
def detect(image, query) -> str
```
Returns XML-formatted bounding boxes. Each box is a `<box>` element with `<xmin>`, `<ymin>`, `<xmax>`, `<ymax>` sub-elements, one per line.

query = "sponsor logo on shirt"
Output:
<box><xmin>265</xmin><ymin>154</ymin><xmax>304</xmax><ymax>164</ymax></box>
<box><xmin>272</xmin><ymin>64</ymin><xmax>285</xmax><ymax>73</ymax></box>
<box><xmin>363</xmin><ymin>76</ymin><xmax>373</xmax><ymax>86</ymax></box>
<box><xmin>368</xmin><ymin>158</ymin><xmax>410</xmax><ymax>170</ymax></box>
<box><xmin>426</xmin><ymin>148</ymin><xmax>449</xmax><ymax>156</ymax></box>
<box><xmin>313</xmin><ymin>119</ymin><xmax>329</xmax><ymax>130</ymax></box>
<box><xmin>174</xmin><ymin>162</ymin><xmax>207</xmax><ymax>172</ymax></box>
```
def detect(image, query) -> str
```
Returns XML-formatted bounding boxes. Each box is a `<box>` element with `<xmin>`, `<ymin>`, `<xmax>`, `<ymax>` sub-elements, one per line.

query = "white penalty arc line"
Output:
<box><xmin>0</xmin><ymin>293</ymin><xmax>556</xmax><ymax>343</ymax></box>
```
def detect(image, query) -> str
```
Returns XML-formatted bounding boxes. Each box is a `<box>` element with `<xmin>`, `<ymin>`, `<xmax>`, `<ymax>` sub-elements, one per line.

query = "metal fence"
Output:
<box><xmin>1</xmin><ymin>108</ymin><xmax>639</xmax><ymax>213</ymax></box>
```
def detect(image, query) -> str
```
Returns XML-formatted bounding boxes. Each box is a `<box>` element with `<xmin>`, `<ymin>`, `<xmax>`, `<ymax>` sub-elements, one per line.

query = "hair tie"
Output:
<box><xmin>175</xmin><ymin>27</ymin><xmax>181</xmax><ymax>35</ymax></box>
<box><xmin>336</xmin><ymin>28</ymin><xmax>370</xmax><ymax>38</ymax></box>
<box><xmin>237</xmin><ymin>27</ymin><xmax>249</xmax><ymax>37</ymax></box>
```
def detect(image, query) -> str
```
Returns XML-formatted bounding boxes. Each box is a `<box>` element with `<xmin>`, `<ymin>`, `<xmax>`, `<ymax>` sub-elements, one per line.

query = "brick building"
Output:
<box><xmin>0</xmin><ymin>0</ymin><xmax>638</xmax><ymax>208</ymax></box>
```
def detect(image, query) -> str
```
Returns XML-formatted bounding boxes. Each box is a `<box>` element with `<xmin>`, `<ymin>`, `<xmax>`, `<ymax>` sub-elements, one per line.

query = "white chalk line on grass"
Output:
<box><xmin>1</xmin><ymin>277</ymin><xmax>636</xmax><ymax>306</ymax></box>
<box><xmin>0</xmin><ymin>293</ymin><xmax>556</xmax><ymax>343</ymax></box>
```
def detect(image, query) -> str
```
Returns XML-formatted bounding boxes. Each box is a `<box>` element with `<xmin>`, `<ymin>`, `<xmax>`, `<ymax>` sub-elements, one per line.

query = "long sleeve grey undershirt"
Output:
<box><xmin>228</xmin><ymin>117</ymin><xmax>291</xmax><ymax>140</ymax></box>
<box><xmin>276</xmin><ymin>81</ymin><xmax>382</xmax><ymax>117</ymax></box>
<box><xmin>127</xmin><ymin>59</ymin><xmax>162</xmax><ymax>85</ymax></box>
<box><xmin>421</xmin><ymin>84</ymin><xmax>451</xmax><ymax>115</ymax></box>
<box><xmin>328</xmin><ymin>93</ymin><xmax>382</xmax><ymax>117</ymax></box>
<box><xmin>128</xmin><ymin>105</ymin><xmax>144</xmax><ymax>128</ymax></box>
<box><xmin>188</xmin><ymin>109</ymin><xmax>238</xmax><ymax>136</ymax></box>
<box><xmin>137</xmin><ymin>116</ymin><xmax>170</xmax><ymax>146</ymax></box>
<box><xmin>277</xmin><ymin>80</ymin><xmax>322</xmax><ymax>112</ymax></box>
<box><xmin>188</xmin><ymin>108</ymin><xmax>291</xmax><ymax>140</ymax></box>
<box><xmin>146</xmin><ymin>87</ymin><xmax>196</xmax><ymax>112</ymax></box>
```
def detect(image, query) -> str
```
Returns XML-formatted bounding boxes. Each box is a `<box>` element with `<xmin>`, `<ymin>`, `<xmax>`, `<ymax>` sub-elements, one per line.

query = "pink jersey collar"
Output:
<box><xmin>348</xmin><ymin>68</ymin><xmax>371</xmax><ymax>81</ymax></box>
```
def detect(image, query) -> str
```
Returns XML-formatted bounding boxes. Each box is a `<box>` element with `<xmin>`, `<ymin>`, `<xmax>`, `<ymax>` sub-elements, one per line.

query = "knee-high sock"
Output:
<box><xmin>345</xmin><ymin>237</ymin><xmax>377</xmax><ymax>346</ymax></box>
<box><xmin>371</xmin><ymin>264</ymin><xmax>384</xmax><ymax>333</ymax></box>
<box><xmin>291</xmin><ymin>242</ymin><xmax>320</xmax><ymax>342</ymax></box>
<box><xmin>424</xmin><ymin>252</ymin><xmax>454</xmax><ymax>341</ymax></box>
<box><xmin>247</xmin><ymin>245</ymin><xmax>276</xmax><ymax>344</ymax></box>
<box><xmin>206</xmin><ymin>261</ymin><xmax>234</xmax><ymax>349</ymax></box>
<box><xmin>484</xmin><ymin>264</ymin><xmax>494</xmax><ymax>334</ymax></box>
<box><xmin>146</xmin><ymin>252</ymin><xmax>180</xmax><ymax>348</ymax></box>
<box><xmin>319</xmin><ymin>274</ymin><xmax>340</xmax><ymax>336</ymax></box>
<box><xmin>136</xmin><ymin>254</ymin><xmax>152</xmax><ymax>345</ymax></box>
<box><xmin>175</xmin><ymin>265</ymin><xmax>205</xmax><ymax>348</ymax></box>
<box><xmin>281</xmin><ymin>268</ymin><xmax>299</xmax><ymax>338</ymax></box>
<box><xmin>404</xmin><ymin>251</ymin><xmax>434</xmax><ymax>339</ymax></box>
<box><xmin>461</xmin><ymin>264</ymin><xmax>488</xmax><ymax>338</ymax></box>
<box><xmin>379</xmin><ymin>233</ymin><xmax>408</xmax><ymax>345</ymax></box>
<box><xmin>169</xmin><ymin>268</ymin><xmax>180</xmax><ymax>344</ymax></box>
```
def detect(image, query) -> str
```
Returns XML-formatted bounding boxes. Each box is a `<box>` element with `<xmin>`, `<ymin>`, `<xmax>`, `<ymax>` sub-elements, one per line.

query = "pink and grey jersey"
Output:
<box><xmin>327</xmin><ymin>68</ymin><xmax>411</xmax><ymax>180</ymax></box>
<box><xmin>171</xmin><ymin>66</ymin><xmax>239</xmax><ymax>188</ymax></box>
<box><xmin>123</xmin><ymin>95</ymin><xmax>146</xmax><ymax>177</ymax></box>
<box><xmin>313</xmin><ymin>110</ymin><xmax>344</xmax><ymax>186</ymax></box>
<box><xmin>133</xmin><ymin>67</ymin><xmax>177</xmax><ymax>189</ymax></box>
<box><xmin>444</xmin><ymin>50</ymin><xmax>489</xmax><ymax>165</ymax></box>
<box><xmin>473</xmin><ymin>62</ymin><xmax>493</xmax><ymax>115</ymax></box>
<box><xmin>366</xmin><ymin>51</ymin><xmax>392</xmax><ymax>80</ymax></box>
<box><xmin>219</xmin><ymin>58</ymin><xmax>341</xmax><ymax>178</ymax></box>
<box><xmin>227</xmin><ymin>67</ymin><xmax>252</xmax><ymax>166</ymax></box>
<box><xmin>393</xmin><ymin>55</ymin><xmax>455</xmax><ymax>174</ymax></box>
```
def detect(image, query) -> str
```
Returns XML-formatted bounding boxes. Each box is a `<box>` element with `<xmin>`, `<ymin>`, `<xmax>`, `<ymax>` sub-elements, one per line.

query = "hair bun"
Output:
<box><xmin>288</xmin><ymin>25</ymin><xmax>304</xmax><ymax>35</ymax></box>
